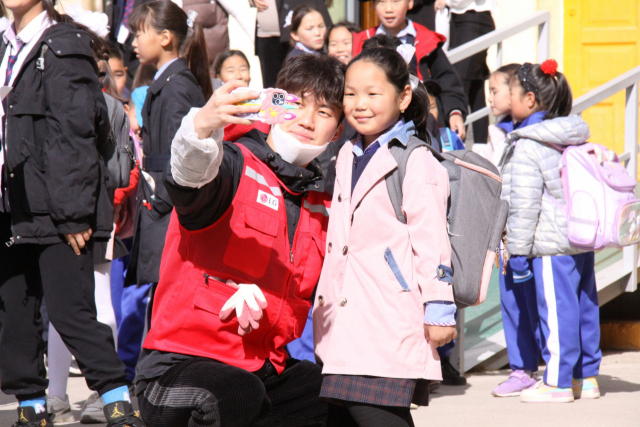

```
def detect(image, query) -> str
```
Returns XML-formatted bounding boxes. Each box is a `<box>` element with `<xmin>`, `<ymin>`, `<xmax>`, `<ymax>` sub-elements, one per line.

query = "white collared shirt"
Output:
<box><xmin>446</xmin><ymin>0</ymin><xmax>493</xmax><ymax>14</ymax></box>
<box><xmin>375</xmin><ymin>19</ymin><xmax>417</xmax><ymax>45</ymax></box>
<box><xmin>295</xmin><ymin>42</ymin><xmax>317</xmax><ymax>54</ymax></box>
<box><xmin>0</xmin><ymin>11</ymin><xmax>53</xmax><ymax>205</ymax></box>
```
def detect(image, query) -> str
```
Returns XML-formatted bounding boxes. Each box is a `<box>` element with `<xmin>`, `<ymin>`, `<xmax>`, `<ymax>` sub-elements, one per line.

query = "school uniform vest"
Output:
<box><xmin>143</xmin><ymin>143</ymin><xmax>330</xmax><ymax>374</ymax></box>
<box><xmin>352</xmin><ymin>24</ymin><xmax>446</xmax><ymax>80</ymax></box>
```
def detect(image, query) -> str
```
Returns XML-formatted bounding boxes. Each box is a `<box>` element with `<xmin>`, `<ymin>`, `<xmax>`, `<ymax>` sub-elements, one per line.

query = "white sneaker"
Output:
<box><xmin>69</xmin><ymin>357</ymin><xmax>82</xmax><ymax>376</ymax></box>
<box><xmin>80</xmin><ymin>392</ymin><xmax>106</xmax><ymax>424</ymax></box>
<box><xmin>47</xmin><ymin>394</ymin><xmax>76</xmax><ymax>424</ymax></box>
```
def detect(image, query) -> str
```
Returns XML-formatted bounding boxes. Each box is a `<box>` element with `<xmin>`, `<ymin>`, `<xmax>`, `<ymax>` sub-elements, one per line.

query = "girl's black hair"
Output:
<box><xmin>42</xmin><ymin>0</ymin><xmax>110</xmax><ymax>61</ymax></box>
<box><xmin>0</xmin><ymin>2</ymin><xmax>5</xmax><ymax>17</ymax></box>
<box><xmin>212</xmin><ymin>50</ymin><xmax>250</xmax><ymax>77</ymax></box>
<box><xmin>349</xmin><ymin>47</ymin><xmax>432</xmax><ymax>143</ymax></box>
<box><xmin>290</xmin><ymin>3</ymin><xmax>324</xmax><ymax>47</ymax></box>
<box><xmin>361</xmin><ymin>34</ymin><xmax>402</xmax><ymax>52</ymax></box>
<box><xmin>128</xmin><ymin>1</ymin><xmax>213</xmax><ymax>99</ymax></box>
<box><xmin>325</xmin><ymin>20</ymin><xmax>361</xmax><ymax>45</ymax></box>
<box><xmin>514</xmin><ymin>62</ymin><xmax>573</xmax><ymax>120</ymax></box>
<box><xmin>107</xmin><ymin>41</ymin><xmax>124</xmax><ymax>62</ymax></box>
<box><xmin>492</xmin><ymin>63</ymin><xmax>520</xmax><ymax>83</ymax></box>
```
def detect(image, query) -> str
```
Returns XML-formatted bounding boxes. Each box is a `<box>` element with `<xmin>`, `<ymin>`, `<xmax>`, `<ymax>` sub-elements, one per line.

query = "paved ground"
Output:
<box><xmin>2</xmin><ymin>351</ymin><xmax>639</xmax><ymax>426</ymax></box>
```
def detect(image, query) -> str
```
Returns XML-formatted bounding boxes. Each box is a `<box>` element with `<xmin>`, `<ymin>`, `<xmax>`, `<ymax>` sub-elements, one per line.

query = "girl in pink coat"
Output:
<box><xmin>313</xmin><ymin>47</ymin><xmax>457</xmax><ymax>427</ymax></box>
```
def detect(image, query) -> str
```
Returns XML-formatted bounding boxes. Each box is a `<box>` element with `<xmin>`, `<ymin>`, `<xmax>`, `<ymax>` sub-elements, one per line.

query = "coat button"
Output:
<box><xmin>9</xmin><ymin>105</ymin><xmax>13</xmax><ymax>109</ymax></box>
<box><xmin>328</xmin><ymin>242</ymin><xmax>332</xmax><ymax>253</ymax></box>
<box><xmin>342</xmin><ymin>246</ymin><xmax>348</xmax><ymax>255</ymax></box>
<box><xmin>314</xmin><ymin>183</ymin><xmax>320</xmax><ymax>189</ymax></box>
<box><xmin>339</xmin><ymin>297</ymin><xmax>347</xmax><ymax>307</ymax></box>
<box><xmin>15</xmin><ymin>236</ymin><xmax>21</xmax><ymax>239</ymax></box>
<box><xmin>318</xmin><ymin>295</ymin><xmax>325</xmax><ymax>306</ymax></box>
<box><xmin>338</xmin><ymin>194</ymin><xmax>342</xmax><ymax>202</ymax></box>
<box><xmin>438</xmin><ymin>267</ymin><xmax>446</xmax><ymax>278</ymax></box>
<box><xmin>9</xmin><ymin>173</ymin><xmax>14</xmax><ymax>178</ymax></box>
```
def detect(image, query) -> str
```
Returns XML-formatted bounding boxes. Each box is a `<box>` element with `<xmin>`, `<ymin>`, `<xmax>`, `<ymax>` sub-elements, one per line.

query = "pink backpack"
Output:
<box><xmin>561</xmin><ymin>143</ymin><xmax>640</xmax><ymax>250</ymax></box>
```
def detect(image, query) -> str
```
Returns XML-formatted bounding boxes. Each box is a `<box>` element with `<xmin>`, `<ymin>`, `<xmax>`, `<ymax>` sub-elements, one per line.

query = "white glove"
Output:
<box><xmin>219</xmin><ymin>281</ymin><xmax>268</xmax><ymax>336</ymax></box>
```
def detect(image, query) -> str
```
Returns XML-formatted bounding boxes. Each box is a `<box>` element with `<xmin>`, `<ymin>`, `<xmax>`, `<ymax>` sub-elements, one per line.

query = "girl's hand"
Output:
<box><xmin>64</xmin><ymin>229</ymin><xmax>93</xmax><ymax>256</ymax></box>
<box><xmin>449</xmin><ymin>114</ymin><xmax>466</xmax><ymax>140</ymax></box>
<box><xmin>193</xmin><ymin>80</ymin><xmax>261</xmax><ymax>139</ymax></box>
<box><xmin>253</xmin><ymin>0</ymin><xmax>269</xmax><ymax>11</ymax></box>
<box><xmin>434</xmin><ymin>0</ymin><xmax>448</xmax><ymax>12</ymax></box>
<box><xmin>424</xmin><ymin>324</ymin><xmax>457</xmax><ymax>348</ymax></box>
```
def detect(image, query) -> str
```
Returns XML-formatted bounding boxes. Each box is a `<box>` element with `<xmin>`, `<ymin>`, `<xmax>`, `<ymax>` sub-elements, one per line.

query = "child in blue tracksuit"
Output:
<box><xmin>487</xmin><ymin>64</ymin><xmax>545</xmax><ymax>398</ymax></box>
<box><xmin>500</xmin><ymin>61</ymin><xmax>601</xmax><ymax>403</ymax></box>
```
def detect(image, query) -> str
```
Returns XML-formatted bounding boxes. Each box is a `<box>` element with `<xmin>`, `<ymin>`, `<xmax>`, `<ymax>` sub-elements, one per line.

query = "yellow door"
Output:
<box><xmin>564</xmin><ymin>0</ymin><xmax>640</xmax><ymax>154</ymax></box>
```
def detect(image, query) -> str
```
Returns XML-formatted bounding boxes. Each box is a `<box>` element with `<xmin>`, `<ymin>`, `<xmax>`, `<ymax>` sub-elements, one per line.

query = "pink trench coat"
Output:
<box><xmin>313</xmin><ymin>140</ymin><xmax>454</xmax><ymax>381</ymax></box>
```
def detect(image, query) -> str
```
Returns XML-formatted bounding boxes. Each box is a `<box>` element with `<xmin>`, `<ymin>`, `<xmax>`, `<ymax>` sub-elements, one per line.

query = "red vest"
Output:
<box><xmin>352</xmin><ymin>23</ymin><xmax>447</xmax><ymax>80</ymax></box>
<box><xmin>143</xmin><ymin>143</ymin><xmax>330</xmax><ymax>374</ymax></box>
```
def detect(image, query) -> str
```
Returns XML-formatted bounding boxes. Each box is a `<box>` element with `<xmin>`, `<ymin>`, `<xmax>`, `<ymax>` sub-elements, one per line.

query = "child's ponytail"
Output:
<box><xmin>516</xmin><ymin>60</ymin><xmax>573</xmax><ymax>120</ymax></box>
<box><xmin>181</xmin><ymin>17</ymin><xmax>213</xmax><ymax>100</ymax></box>
<box><xmin>349</xmin><ymin>47</ymin><xmax>434</xmax><ymax>144</ymax></box>
<box><xmin>128</xmin><ymin>2</ymin><xmax>212</xmax><ymax>100</ymax></box>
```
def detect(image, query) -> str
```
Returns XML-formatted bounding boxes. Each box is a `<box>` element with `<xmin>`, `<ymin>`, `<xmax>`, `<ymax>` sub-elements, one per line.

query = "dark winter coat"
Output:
<box><xmin>125</xmin><ymin>58</ymin><xmax>205</xmax><ymax>286</ymax></box>
<box><xmin>0</xmin><ymin>23</ymin><xmax>114</xmax><ymax>246</ymax></box>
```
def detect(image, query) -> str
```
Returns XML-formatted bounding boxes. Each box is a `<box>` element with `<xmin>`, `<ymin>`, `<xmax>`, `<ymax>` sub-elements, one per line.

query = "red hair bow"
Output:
<box><xmin>541</xmin><ymin>59</ymin><xmax>558</xmax><ymax>77</ymax></box>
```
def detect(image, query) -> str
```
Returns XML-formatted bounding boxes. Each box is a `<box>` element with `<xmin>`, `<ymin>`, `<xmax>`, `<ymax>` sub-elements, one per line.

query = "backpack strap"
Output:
<box><xmin>440</xmin><ymin>127</ymin><xmax>453</xmax><ymax>151</ymax></box>
<box><xmin>386</xmin><ymin>136</ymin><xmax>444</xmax><ymax>224</ymax></box>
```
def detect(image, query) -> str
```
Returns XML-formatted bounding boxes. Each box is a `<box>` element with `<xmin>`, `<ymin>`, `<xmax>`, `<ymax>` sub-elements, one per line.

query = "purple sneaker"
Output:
<box><xmin>492</xmin><ymin>370</ymin><xmax>537</xmax><ymax>397</ymax></box>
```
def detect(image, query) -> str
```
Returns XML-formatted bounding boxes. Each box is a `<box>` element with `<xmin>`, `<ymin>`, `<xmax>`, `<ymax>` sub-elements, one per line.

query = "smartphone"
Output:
<box><xmin>233</xmin><ymin>87</ymin><xmax>299</xmax><ymax>125</ymax></box>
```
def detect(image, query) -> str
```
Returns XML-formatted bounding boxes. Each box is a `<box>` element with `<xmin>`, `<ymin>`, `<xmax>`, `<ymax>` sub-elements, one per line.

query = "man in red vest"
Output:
<box><xmin>134</xmin><ymin>55</ymin><xmax>345</xmax><ymax>427</ymax></box>
<box><xmin>354</xmin><ymin>0</ymin><xmax>468</xmax><ymax>139</ymax></box>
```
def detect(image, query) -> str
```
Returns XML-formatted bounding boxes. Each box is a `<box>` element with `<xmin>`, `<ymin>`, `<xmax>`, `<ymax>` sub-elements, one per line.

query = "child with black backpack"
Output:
<box><xmin>499</xmin><ymin>61</ymin><xmax>602</xmax><ymax>403</ymax></box>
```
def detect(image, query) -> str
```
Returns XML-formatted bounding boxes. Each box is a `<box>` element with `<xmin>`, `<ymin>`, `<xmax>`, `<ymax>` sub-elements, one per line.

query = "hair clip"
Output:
<box><xmin>187</xmin><ymin>10</ymin><xmax>198</xmax><ymax>28</ymax></box>
<box><xmin>409</xmin><ymin>74</ymin><xmax>420</xmax><ymax>91</ymax></box>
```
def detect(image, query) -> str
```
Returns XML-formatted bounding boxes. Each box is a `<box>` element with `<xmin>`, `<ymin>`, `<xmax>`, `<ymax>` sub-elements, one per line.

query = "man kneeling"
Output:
<box><xmin>135</xmin><ymin>54</ymin><xmax>346</xmax><ymax>427</ymax></box>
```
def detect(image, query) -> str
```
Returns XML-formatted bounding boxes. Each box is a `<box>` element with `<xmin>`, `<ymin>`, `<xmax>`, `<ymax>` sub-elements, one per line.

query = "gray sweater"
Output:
<box><xmin>500</xmin><ymin>115</ymin><xmax>591</xmax><ymax>257</ymax></box>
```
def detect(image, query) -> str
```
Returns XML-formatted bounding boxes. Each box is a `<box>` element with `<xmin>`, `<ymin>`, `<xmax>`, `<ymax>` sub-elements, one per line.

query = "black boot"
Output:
<box><xmin>104</xmin><ymin>400</ymin><xmax>145</xmax><ymax>427</ymax></box>
<box><xmin>441</xmin><ymin>357</ymin><xmax>467</xmax><ymax>386</ymax></box>
<box><xmin>13</xmin><ymin>406</ymin><xmax>53</xmax><ymax>427</ymax></box>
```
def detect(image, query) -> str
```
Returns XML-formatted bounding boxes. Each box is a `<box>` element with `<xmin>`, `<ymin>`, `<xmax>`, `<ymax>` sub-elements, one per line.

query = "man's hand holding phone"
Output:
<box><xmin>193</xmin><ymin>80</ymin><xmax>261</xmax><ymax>139</ymax></box>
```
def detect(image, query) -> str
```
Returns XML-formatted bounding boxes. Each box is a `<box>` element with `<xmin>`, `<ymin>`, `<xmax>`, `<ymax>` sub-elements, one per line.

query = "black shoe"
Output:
<box><xmin>104</xmin><ymin>401</ymin><xmax>145</xmax><ymax>427</ymax></box>
<box><xmin>13</xmin><ymin>406</ymin><xmax>53</xmax><ymax>427</ymax></box>
<box><xmin>440</xmin><ymin>357</ymin><xmax>467</xmax><ymax>386</ymax></box>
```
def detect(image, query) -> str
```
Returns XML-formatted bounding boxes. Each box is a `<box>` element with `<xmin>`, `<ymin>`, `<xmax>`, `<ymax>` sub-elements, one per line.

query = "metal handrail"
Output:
<box><xmin>571</xmin><ymin>66</ymin><xmax>640</xmax><ymax>114</ymax></box>
<box><xmin>445</xmin><ymin>11</ymin><xmax>551</xmax><ymax>126</ymax></box>
<box><xmin>447</xmin><ymin>11</ymin><xmax>550</xmax><ymax>65</ymax></box>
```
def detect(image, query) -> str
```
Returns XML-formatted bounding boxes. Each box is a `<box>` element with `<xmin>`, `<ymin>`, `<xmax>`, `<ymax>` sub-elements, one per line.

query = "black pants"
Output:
<box><xmin>0</xmin><ymin>213</ymin><xmax>128</xmax><ymax>400</ymax></box>
<box><xmin>327</xmin><ymin>402</ymin><xmax>414</xmax><ymax>427</ymax></box>
<box><xmin>463</xmin><ymin>78</ymin><xmax>489</xmax><ymax>144</ymax></box>
<box><xmin>139</xmin><ymin>357</ymin><xmax>327</xmax><ymax>427</ymax></box>
<box><xmin>256</xmin><ymin>37</ymin><xmax>289</xmax><ymax>89</ymax></box>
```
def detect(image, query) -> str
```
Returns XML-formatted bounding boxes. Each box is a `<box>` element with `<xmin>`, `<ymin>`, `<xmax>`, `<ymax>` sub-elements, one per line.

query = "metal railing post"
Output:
<box><xmin>624</xmin><ymin>82</ymin><xmax>639</xmax><ymax>293</ymax></box>
<box><xmin>537</xmin><ymin>20</ymin><xmax>550</xmax><ymax>62</ymax></box>
<box><xmin>496</xmin><ymin>41</ymin><xmax>503</xmax><ymax>68</ymax></box>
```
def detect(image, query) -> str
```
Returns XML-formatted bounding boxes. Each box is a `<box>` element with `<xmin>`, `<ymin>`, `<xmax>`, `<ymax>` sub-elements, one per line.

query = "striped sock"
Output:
<box><xmin>101</xmin><ymin>386</ymin><xmax>131</xmax><ymax>406</ymax></box>
<box><xmin>19</xmin><ymin>397</ymin><xmax>46</xmax><ymax>414</ymax></box>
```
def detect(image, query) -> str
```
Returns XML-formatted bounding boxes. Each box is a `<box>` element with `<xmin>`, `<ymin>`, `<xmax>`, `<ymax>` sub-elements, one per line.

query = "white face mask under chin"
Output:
<box><xmin>272</xmin><ymin>124</ymin><xmax>331</xmax><ymax>167</ymax></box>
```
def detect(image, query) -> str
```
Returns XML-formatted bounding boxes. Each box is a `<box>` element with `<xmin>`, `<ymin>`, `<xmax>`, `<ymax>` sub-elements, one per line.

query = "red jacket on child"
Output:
<box><xmin>352</xmin><ymin>23</ymin><xmax>447</xmax><ymax>81</ymax></box>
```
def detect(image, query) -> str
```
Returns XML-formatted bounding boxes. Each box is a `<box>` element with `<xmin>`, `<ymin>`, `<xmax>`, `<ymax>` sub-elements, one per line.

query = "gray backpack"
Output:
<box><xmin>386</xmin><ymin>136</ymin><xmax>509</xmax><ymax>308</ymax></box>
<box><xmin>102</xmin><ymin>92</ymin><xmax>133</xmax><ymax>189</ymax></box>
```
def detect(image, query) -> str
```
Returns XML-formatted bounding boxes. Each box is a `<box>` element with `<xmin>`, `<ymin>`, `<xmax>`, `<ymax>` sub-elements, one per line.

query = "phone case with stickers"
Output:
<box><xmin>233</xmin><ymin>87</ymin><xmax>299</xmax><ymax>125</ymax></box>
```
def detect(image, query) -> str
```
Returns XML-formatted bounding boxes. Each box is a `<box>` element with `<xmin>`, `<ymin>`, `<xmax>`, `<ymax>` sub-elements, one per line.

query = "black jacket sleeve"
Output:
<box><xmin>151</xmin><ymin>75</ymin><xmax>206</xmax><ymax>217</ymax></box>
<box><xmin>420</xmin><ymin>46</ymin><xmax>469</xmax><ymax>121</ymax></box>
<box><xmin>43</xmin><ymin>52</ymin><xmax>102</xmax><ymax>234</ymax></box>
<box><xmin>163</xmin><ymin>141</ymin><xmax>243</xmax><ymax>231</ymax></box>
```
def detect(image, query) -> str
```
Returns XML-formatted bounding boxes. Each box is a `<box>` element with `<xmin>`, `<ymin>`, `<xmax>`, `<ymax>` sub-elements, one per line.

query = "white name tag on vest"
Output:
<box><xmin>257</xmin><ymin>190</ymin><xmax>279</xmax><ymax>211</ymax></box>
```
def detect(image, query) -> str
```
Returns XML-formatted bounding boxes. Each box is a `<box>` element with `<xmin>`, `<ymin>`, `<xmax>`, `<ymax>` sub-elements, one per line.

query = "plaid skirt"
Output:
<box><xmin>320</xmin><ymin>375</ymin><xmax>430</xmax><ymax>407</ymax></box>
